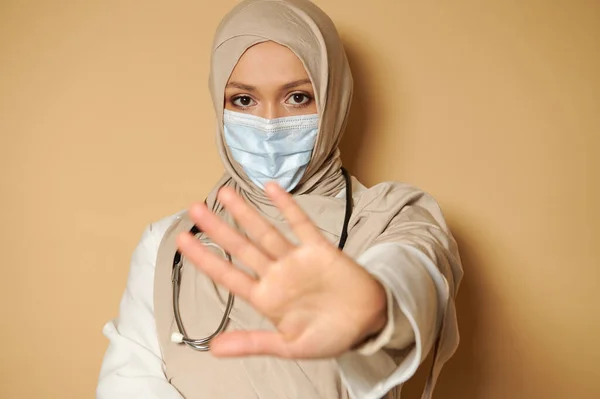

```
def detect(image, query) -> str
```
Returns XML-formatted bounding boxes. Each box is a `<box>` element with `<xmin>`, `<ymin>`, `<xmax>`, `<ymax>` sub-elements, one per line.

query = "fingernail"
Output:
<box><xmin>177</xmin><ymin>232</ymin><xmax>193</xmax><ymax>246</ymax></box>
<box><xmin>190</xmin><ymin>202</ymin><xmax>206</xmax><ymax>218</ymax></box>
<box><xmin>218</xmin><ymin>187</ymin><xmax>234</xmax><ymax>202</ymax></box>
<box><xmin>265</xmin><ymin>182</ymin><xmax>279</xmax><ymax>195</ymax></box>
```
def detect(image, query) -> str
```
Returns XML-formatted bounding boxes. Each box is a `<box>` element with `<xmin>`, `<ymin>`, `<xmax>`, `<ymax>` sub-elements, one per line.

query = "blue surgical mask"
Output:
<box><xmin>223</xmin><ymin>109</ymin><xmax>319</xmax><ymax>192</ymax></box>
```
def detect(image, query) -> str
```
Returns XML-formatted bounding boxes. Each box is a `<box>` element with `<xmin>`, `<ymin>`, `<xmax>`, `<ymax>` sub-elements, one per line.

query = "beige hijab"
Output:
<box><xmin>153</xmin><ymin>0</ymin><xmax>462</xmax><ymax>398</ymax></box>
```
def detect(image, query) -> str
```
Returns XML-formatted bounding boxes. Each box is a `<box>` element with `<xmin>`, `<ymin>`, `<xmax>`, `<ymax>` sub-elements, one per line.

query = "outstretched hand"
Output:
<box><xmin>177</xmin><ymin>183</ymin><xmax>387</xmax><ymax>359</ymax></box>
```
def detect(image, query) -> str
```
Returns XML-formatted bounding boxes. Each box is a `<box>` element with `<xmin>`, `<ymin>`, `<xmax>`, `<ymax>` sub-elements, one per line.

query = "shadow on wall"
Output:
<box><xmin>340</xmin><ymin>39</ymin><xmax>487</xmax><ymax>399</ymax></box>
<box><xmin>403</xmin><ymin>227</ymin><xmax>486</xmax><ymax>399</ymax></box>
<box><xmin>338</xmin><ymin>38</ymin><xmax>377</xmax><ymax>182</ymax></box>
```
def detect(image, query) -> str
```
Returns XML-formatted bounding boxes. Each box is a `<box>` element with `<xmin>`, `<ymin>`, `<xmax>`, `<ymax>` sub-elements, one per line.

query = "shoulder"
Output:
<box><xmin>353</xmin><ymin>178</ymin><xmax>435</xmax><ymax>211</ymax></box>
<box><xmin>352</xmin><ymin>177</ymin><xmax>423</xmax><ymax>197</ymax></box>
<box><xmin>134</xmin><ymin>210</ymin><xmax>187</xmax><ymax>263</ymax></box>
<box><xmin>147</xmin><ymin>210</ymin><xmax>187</xmax><ymax>242</ymax></box>
<box><xmin>352</xmin><ymin>179</ymin><xmax>450</xmax><ymax>233</ymax></box>
<box><xmin>368</xmin><ymin>180</ymin><xmax>423</xmax><ymax>196</ymax></box>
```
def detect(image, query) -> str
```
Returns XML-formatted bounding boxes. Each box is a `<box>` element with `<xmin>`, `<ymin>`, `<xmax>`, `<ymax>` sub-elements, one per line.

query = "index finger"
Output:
<box><xmin>264</xmin><ymin>182</ymin><xmax>323</xmax><ymax>244</ymax></box>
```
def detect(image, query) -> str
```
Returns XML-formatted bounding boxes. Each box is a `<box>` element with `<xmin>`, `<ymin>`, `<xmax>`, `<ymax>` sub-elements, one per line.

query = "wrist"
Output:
<box><xmin>353</xmin><ymin>280</ymin><xmax>388</xmax><ymax>348</ymax></box>
<box><xmin>366</xmin><ymin>283</ymin><xmax>388</xmax><ymax>336</ymax></box>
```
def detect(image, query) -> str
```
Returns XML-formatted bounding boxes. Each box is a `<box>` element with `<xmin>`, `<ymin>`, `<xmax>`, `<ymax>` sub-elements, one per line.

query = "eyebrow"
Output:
<box><xmin>226</xmin><ymin>78</ymin><xmax>312</xmax><ymax>92</ymax></box>
<box><xmin>280</xmin><ymin>78</ymin><xmax>312</xmax><ymax>90</ymax></box>
<box><xmin>226</xmin><ymin>82</ymin><xmax>256</xmax><ymax>92</ymax></box>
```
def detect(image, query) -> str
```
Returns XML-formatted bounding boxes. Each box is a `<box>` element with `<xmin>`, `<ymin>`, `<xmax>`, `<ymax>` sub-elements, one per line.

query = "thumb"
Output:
<box><xmin>210</xmin><ymin>331</ymin><xmax>291</xmax><ymax>358</ymax></box>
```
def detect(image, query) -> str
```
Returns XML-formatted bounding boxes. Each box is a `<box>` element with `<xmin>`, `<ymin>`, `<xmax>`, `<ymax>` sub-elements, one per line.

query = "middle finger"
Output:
<box><xmin>218</xmin><ymin>187</ymin><xmax>295</xmax><ymax>259</ymax></box>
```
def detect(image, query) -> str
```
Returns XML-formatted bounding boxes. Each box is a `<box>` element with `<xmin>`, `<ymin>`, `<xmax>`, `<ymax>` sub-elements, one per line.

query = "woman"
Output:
<box><xmin>97</xmin><ymin>0</ymin><xmax>462</xmax><ymax>398</ymax></box>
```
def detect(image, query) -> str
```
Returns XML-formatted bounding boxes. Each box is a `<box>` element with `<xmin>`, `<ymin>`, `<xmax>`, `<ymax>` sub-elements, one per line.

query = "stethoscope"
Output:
<box><xmin>170</xmin><ymin>168</ymin><xmax>353</xmax><ymax>351</ymax></box>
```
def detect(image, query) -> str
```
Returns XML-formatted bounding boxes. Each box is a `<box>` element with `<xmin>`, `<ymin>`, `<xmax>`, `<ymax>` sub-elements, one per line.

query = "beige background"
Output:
<box><xmin>1</xmin><ymin>0</ymin><xmax>598</xmax><ymax>398</ymax></box>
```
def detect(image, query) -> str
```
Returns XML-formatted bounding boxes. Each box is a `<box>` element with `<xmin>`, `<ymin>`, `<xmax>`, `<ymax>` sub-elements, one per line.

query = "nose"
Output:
<box><xmin>257</xmin><ymin>101</ymin><xmax>284</xmax><ymax>120</ymax></box>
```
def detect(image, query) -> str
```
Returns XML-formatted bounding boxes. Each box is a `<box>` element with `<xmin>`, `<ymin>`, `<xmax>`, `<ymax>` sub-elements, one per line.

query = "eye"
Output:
<box><xmin>286</xmin><ymin>92</ymin><xmax>312</xmax><ymax>107</ymax></box>
<box><xmin>232</xmin><ymin>95</ymin><xmax>256</xmax><ymax>108</ymax></box>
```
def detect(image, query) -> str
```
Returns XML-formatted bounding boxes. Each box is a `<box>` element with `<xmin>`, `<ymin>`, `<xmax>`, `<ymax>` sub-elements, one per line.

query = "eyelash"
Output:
<box><xmin>230</xmin><ymin>95</ymin><xmax>256</xmax><ymax>110</ymax></box>
<box><xmin>286</xmin><ymin>92</ymin><xmax>312</xmax><ymax>107</ymax></box>
<box><xmin>229</xmin><ymin>92</ymin><xmax>313</xmax><ymax>110</ymax></box>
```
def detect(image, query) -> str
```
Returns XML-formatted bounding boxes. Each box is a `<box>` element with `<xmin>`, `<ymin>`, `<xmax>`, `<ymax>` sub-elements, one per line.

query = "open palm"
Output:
<box><xmin>177</xmin><ymin>183</ymin><xmax>387</xmax><ymax>359</ymax></box>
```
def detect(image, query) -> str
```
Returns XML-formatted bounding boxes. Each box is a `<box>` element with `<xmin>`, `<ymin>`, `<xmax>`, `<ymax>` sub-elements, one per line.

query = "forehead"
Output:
<box><xmin>227</xmin><ymin>41</ymin><xmax>311</xmax><ymax>85</ymax></box>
